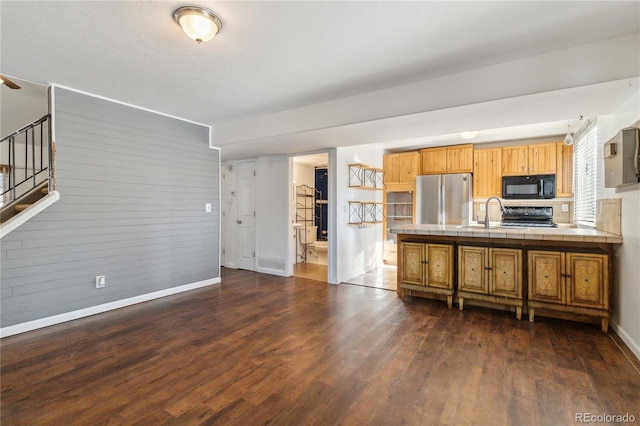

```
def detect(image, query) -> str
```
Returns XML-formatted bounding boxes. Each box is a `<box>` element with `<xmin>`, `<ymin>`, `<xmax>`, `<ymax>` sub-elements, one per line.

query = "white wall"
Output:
<box><xmin>594</xmin><ymin>90</ymin><xmax>640</xmax><ymax>359</ymax></box>
<box><xmin>0</xmin><ymin>78</ymin><xmax>48</xmax><ymax>137</ymax></box>
<box><xmin>256</xmin><ymin>155</ymin><xmax>289</xmax><ymax>276</ymax></box>
<box><xmin>294</xmin><ymin>163</ymin><xmax>315</xmax><ymax>188</ymax></box>
<box><xmin>335</xmin><ymin>145</ymin><xmax>385</xmax><ymax>283</ymax></box>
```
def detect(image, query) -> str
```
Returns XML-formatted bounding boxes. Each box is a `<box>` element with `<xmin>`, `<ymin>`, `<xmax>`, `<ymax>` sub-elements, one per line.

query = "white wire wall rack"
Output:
<box><xmin>348</xmin><ymin>163</ymin><xmax>384</xmax><ymax>189</ymax></box>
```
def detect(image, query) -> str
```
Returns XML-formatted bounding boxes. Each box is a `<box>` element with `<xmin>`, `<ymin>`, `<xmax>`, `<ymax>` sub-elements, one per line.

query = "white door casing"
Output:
<box><xmin>237</xmin><ymin>162</ymin><xmax>256</xmax><ymax>271</ymax></box>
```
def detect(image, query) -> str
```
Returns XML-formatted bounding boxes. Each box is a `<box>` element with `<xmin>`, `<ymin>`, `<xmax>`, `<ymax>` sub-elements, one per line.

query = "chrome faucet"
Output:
<box><xmin>484</xmin><ymin>196</ymin><xmax>505</xmax><ymax>229</ymax></box>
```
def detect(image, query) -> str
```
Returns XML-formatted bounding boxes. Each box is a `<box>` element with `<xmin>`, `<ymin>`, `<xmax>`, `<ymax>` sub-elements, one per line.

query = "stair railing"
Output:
<box><xmin>1</xmin><ymin>114</ymin><xmax>52</xmax><ymax>207</ymax></box>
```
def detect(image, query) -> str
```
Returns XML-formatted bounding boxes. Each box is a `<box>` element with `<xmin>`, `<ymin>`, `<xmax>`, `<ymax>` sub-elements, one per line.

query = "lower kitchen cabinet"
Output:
<box><xmin>400</xmin><ymin>242</ymin><xmax>454</xmax><ymax>308</ymax></box>
<box><xmin>457</xmin><ymin>246</ymin><xmax>523</xmax><ymax>319</ymax></box>
<box><xmin>528</xmin><ymin>250</ymin><xmax>609</xmax><ymax>333</ymax></box>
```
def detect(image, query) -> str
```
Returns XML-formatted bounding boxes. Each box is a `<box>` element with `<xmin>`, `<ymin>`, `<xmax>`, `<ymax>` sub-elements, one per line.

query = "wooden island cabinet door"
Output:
<box><xmin>566</xmin><ymin>253</ymin><xmax>608</xmax><ymax>309</ymax></box>
<box><xmin>458</xmin><ymin>246</ymin><xmax>487</xmax><ymax>294</ymax></box>
<box><xmin>528</xmin><ymin>251</ymin><xmax>565</xmax><ymax>304</ymax></box>
<box><xmin>401</xmin><ymin>242</ymin><xmax>424</xmax><ymax>286</ymax></box>
<box><xmin>488</xmin><ymin>248</ymin><xmax>522</xmax><ymax>298</ymax></box>
<box><xmin>426</xmin><ymin>244</ymin><xmax>453</xmax><ymax>289</ymax></box>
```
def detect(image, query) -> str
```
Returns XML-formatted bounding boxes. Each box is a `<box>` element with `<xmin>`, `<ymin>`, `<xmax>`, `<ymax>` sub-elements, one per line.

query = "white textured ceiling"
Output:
<box><xmin>2</xmin><ymin>1</ymin><xmax>639</xmax><ymax>159</ymax></box>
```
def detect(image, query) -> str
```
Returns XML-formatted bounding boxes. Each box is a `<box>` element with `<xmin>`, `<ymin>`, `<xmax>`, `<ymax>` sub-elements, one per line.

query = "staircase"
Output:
<box><xmin>1</xmin><ymin>114</ymin><xmax>56</xmax><ymax>230</ymax></box>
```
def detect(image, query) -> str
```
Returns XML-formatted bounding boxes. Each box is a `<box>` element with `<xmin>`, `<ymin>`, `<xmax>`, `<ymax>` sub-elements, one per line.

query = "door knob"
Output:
<box><xmin>237</xmin><ymin>220</ymin><xmax>242</xmax><ymax>224</ymax></box>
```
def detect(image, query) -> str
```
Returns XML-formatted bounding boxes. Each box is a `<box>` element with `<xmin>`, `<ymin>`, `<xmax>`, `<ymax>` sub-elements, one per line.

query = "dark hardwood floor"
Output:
<box><xmin>2</xmin><ymin>268</ymin><xmax>639</xmax><ymax>425</ymax></box>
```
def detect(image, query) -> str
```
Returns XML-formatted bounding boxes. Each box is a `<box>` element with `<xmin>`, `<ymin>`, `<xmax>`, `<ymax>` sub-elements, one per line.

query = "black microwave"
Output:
<box><xmin>502</xmin><ymin>174</ymin><xmax>556</xmax><ymax>199</ymax></box>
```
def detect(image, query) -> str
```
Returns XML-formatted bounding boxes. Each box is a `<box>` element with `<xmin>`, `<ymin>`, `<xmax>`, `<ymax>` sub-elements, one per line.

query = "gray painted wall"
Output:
<box><xmin>0</xmin><ymin>87</ymin><xmax>219</xmax><ymax>327</ymax></box>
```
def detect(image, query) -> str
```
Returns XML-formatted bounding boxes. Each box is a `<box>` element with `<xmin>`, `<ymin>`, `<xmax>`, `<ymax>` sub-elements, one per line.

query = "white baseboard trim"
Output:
<box><xmin>611</xmin><ymin>321</ymin><xmax>640</xmax><ymax>361</ymax></box>
<box><xmin>0</xmin><ymin>277</ymin><xmax>221</xmax><ymax>338</ymax></box>
<box><xmin>256</xmin><ymin>267</ymin><xmax>288</xmax><ymax>277</ymax></box>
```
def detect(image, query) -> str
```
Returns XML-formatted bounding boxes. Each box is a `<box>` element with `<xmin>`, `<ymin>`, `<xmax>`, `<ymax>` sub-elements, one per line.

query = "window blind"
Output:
<box><xmin>573</xmin><ymin>122</ymin><xmax>598</xmax><ymax>224</ymax></box>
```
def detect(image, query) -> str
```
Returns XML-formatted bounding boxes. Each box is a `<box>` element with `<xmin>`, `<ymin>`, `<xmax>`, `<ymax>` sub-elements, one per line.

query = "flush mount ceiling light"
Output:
<box><xmin>174</xmin><ymin>6</ymin><xmax>222</xmax><ymax>44</ymax></box>
<box><xmin>461</xmin><ymin>131</ymin><xmax>479</xmax><ymax>140</ymax></box>
<box><xmin>564</xmin><ymin>120</ymin><xmax>574</xmax><ymax>146</ymax></box>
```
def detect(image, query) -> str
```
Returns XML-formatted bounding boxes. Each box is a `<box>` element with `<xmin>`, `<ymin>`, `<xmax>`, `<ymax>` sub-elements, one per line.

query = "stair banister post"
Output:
<box><xmin>40</xmin><ymin>122</ymin><xmax>44</xmax><ymax>172</ymax></box>
<box><xmin>48</xmin><ymin>115</ymin><xmax>53</xmax><ymax>192</ymax></box>
<box><xmin>32</xmin><ymin>123</ymin><xmax>36</xmax><ymax>187</ymax></box>
<box><xmin>11</xmin><ymin>136</ymin><xmax>16</xmax><ymax>203</ymax></box>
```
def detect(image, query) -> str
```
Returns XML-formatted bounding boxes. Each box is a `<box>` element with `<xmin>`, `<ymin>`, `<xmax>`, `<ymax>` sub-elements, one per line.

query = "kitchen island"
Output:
<box><xmin>390</xmin><ymin>224</ymin><xmax>622</xmax><ymax>332</ymax></box>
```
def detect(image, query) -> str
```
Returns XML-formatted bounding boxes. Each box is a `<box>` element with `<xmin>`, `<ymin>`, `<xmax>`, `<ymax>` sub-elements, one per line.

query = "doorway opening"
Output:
<box><xmin>290</xmin><ymin>153</ymin><xmax>329</xmax><ymax>282</ymax></box>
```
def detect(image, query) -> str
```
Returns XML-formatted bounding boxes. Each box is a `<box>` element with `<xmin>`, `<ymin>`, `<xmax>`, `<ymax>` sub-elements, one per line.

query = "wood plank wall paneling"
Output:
<box><xmin>0</xmin><ymin>88</ymin><xmax>220</xmax><ymax>327</ymax></box>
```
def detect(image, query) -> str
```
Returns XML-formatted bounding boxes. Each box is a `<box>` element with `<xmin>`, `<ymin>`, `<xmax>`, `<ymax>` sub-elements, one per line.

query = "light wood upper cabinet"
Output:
<box><xmin>528</xmin><ymin>143</ymin><xmax>557</xmax><ymax>174</ymax></box>
<box><xmin>556</xmin><ymin>142</ymin><xmax>573</xmax><ymax>197</ymax></box>
<box><xmin>502</xmin><ymin>143</ymin><xmax>557</xmax><ymax>176</ymax></box>
<box><xmin>501</xmin><ymin>145</ymin><xmax>529</xmax><ymax>176</ymax></box>
<box><xmin>447</xmin><ymin>144</ymin><xmax>474</xmax><ymax>173</ymax></box>
<box><xmin>421</xmin><ymin>144</ymin><xmax>473</xmax><ymax>175</ymax></box>
<box><xmin>420</xmin><ymin>147</ymin><xmax>447</xmax><ymax>174</ymax></box>
<box><xmin>473</xmin><ymin>148</ymin><xmax>502</xmax><ymax>198</ymax></box>
<box><xmin>383</xmin><ymin>151</ymin><xmax>421</xmax><ymax>185</ymax></box>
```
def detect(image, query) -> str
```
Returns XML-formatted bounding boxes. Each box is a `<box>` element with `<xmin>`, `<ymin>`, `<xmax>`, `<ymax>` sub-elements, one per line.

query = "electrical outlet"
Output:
<box><xmin>479</xmin><ymin>204</ymin><xmax>486</xmax><ymax>212</ymax></box>
<box><xmin>562</xmin><ymin>204</ymin><xmax>569</xmax><ymax>213</ymax></box>
<box><xmin>96</xmin><ymin>275</ymin><xmax>106</xmax><ymax>288</ymax></box>
<box><xmin>205</xmin><ymin>203</ymin><xmax>212</xmax><ymax>213</ymax></box>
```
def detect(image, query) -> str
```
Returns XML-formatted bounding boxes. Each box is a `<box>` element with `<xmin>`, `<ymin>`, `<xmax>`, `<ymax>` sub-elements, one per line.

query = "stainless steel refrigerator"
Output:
<box><xmin>415</xmin><ymin>174</ymin><xmax>472</xmax><ymax>225</ymax></box>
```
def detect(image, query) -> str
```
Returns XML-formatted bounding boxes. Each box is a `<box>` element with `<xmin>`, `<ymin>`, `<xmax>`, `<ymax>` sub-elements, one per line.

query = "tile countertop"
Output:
<box><xmin>390</xmin><ymin>224</ymin><xmax>623</xmax><ymax>244</ymax></box>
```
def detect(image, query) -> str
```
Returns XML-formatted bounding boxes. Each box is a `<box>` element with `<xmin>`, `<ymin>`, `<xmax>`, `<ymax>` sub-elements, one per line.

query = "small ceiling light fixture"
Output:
<box><xmin>461</xmin><ymin>131</ymin><xmax>479</xmax><ymax>140</ymax></box>
<box><xmin>564</xmin><ymin>120</ymin><xmax>574</xmax><ymax>146</ymax></box>
<box><xmin>174</xmin><ymin>6</ymin><xmax>222</xmax><ymax>44</ymax></box>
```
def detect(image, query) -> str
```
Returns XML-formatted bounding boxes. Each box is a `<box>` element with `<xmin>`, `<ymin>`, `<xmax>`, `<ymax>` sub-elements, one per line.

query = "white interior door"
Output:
<box><xmin>237</xmin><ymin>162</ymin><xmax>256</xmax><ymax>270</ymax></box>
<box><xmin>222</xmin><ymin>162</ymin><xmax>238</xmax><ymax>268</ymax></box>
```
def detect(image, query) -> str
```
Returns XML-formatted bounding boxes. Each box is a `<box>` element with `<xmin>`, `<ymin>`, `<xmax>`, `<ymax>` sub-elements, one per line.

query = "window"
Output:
<box><xmin>573</xmin><ymin>120</ymin><xmax>598</xmax><ymax>225</ymax></box>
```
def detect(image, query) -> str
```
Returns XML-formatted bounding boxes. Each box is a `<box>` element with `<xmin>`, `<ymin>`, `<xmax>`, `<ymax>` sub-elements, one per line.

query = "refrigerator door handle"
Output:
<box><xmin>438</xmin><ymin>175</ymin><xmax>445</xmax><ymax>225</ymax></box>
